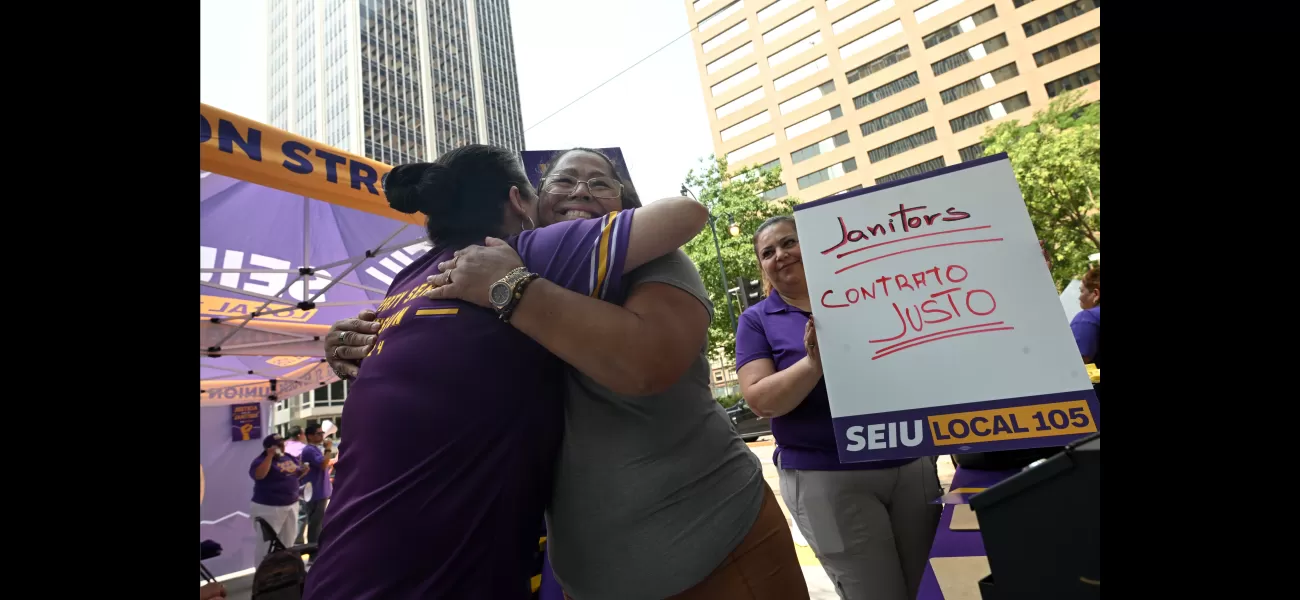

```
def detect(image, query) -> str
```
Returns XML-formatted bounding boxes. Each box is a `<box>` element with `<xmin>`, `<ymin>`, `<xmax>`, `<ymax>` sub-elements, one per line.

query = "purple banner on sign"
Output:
<box><xmin>520</xmin><ymin>148</ymin><xmax>633</xmax><ymax>191</ymax></box>
<box><xmin>231</xmin><ymin>403</ymin><xmax>262</xmax><ymax>442</ymax></box>
<box><xmin>831</xmin><ymin>389</ymin><xmax>1100</xmax><ymax>463</ymax></box>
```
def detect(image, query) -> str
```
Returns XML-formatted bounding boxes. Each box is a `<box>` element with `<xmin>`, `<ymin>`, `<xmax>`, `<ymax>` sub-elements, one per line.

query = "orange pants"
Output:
<box><xmin>668</xmin><ymin>483</ymin><xmax>809</xmax><ymax>599</ymax></box>
<box><xmin>563</xmin><ymin>484</ymin><xmax>807</xmax><ymax>599</ymax></box>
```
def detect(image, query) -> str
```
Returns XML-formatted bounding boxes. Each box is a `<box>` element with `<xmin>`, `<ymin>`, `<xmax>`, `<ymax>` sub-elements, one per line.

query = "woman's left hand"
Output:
<box><xmin>804</xmin><ymin>316</ymin><xmax>821</xmax><ymax>366</ymax></box>
<box><xmin>425</xmin><ymin>237</ymin><xmax>524</xmax><ymax>307</ymax></box>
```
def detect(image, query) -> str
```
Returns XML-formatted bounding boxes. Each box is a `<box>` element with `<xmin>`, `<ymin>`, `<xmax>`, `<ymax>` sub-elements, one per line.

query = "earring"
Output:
<box><xmin>521</xmin><ymin>215</ymin><xmax>536</xmax><ymax>232</ymax></box>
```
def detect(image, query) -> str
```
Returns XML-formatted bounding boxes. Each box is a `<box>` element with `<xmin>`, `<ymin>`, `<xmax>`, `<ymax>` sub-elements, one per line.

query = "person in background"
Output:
<box><xmin>285</xmin><ymin>426</ymin><xmax>307</xmax><ymax>458</ymax></box>
<box><xmin>1071</xmin><ymin>265</ymin><xmax>1101</xmax><ymax>367</ymax></box>
<box><xmin>735</xmin><ymin>216</ymin><xmax>941</xmax><ymax>600</ymax></box>
<box><xmin>297</xmin><ymin>424</ymin><xmax>334</xmax><ymax>557</ymax></box>
<box><xmin>250</xmin><ymin>433</ymin><xmax>309</xmax><ymax>565</ymax></box>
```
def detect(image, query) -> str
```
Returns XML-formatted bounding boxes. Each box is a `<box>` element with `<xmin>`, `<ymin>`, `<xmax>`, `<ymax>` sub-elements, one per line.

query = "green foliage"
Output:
<box><xmin>716</xmin><ymin>392</ymin><xmax>744</xmax><ymax>409</ymax></box>
<box><xmin>682</xmin><ymin>156</ymin><xmax>799</xmax><ymax>363</ymax></box>
<box><xmin>980</xmin><ymin>90</ymin><xmax>1100</xmax><ymax>290</ymax></box>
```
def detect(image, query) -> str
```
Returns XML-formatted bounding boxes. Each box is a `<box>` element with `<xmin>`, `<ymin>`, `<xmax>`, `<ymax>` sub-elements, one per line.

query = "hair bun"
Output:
<box><xmin>383</xmin><ymin>163</ymin><xmax>456</xmax><ymax>215</ymax></box>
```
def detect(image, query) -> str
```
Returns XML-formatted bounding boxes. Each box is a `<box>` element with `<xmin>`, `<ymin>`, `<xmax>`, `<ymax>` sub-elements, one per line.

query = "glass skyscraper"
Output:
<box><xmin>268</xmin><ymin>0</ymin><xmax>526</xmax><ymax>165</ymax></box>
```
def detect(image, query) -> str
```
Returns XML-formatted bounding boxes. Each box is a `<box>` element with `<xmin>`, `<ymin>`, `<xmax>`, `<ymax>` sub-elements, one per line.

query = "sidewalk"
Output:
<box><xmin>746</xmin><ymin>439</ymin><xmax>956</xmax><ymax>600</ymax></box>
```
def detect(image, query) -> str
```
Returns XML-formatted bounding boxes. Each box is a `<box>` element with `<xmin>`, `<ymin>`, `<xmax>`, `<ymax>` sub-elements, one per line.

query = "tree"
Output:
<box><xmin>682</xmin><ymin>156</ymin><xmax>798</xmax><ymax>364</ymax></box>
<box><xmin>980</xmin><ymin>90</ymin><xmax>1100</xmax><ymax>291</ymax></box>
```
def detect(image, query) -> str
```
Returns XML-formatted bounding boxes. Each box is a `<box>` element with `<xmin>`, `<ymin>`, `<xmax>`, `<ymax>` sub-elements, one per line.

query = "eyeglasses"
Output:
<box><xmin>541</xmin><ymin>175</ymin><xmax>623</xmax><ymax>199</ymax></box>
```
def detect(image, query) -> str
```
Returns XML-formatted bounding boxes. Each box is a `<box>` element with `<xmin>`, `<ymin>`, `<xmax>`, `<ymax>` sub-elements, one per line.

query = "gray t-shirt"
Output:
<box><xmin>546</xmin><ymin>250</ymin><xmax>765</xmax><ymax>600</ymax></box>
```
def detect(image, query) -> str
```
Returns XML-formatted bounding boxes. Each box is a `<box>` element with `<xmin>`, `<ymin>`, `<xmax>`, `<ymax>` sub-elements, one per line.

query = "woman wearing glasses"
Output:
<box><xmin>328</xmin><ymin>148</ymin><xmax>807</xmax><ymax>599</ymax></box>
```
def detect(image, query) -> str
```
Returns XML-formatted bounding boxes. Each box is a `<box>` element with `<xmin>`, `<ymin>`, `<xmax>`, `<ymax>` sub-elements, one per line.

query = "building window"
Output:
<box><xmin>758</xmin><ymin>0</ymin><xmax>800</xmax><ymax>22</ymax></box>
<box><xmin>712</xmin><ymin>64</ymin><xmax>760</xmax><ymax>97</ymax></box>
<box><xmin>699</xmin><ymin>0</ymin><xmax>745</xmax><ymax>33</ymax></box>
<box><xmin>774</xmin><ymin>55</ymin><xmax>830</xmax><ymax>91</ymax></box>
<box><xmin>707</xmin><ymin>41</ymin><xmax>755</xmax><ymax>75</ymax></box>
<box><xmin>915</xmin><ymin>0</ymin><xmax>968</xmax><ymax>24</ymax></box>
<box><xmin>1022</xmin><ymin>0</ymin><xmax>1100</xmax><ymax>38</ymax></box>
<box><xmin>959</xmin><ymin>142</ymin><xmax>987</xmax><ymax>162</ymax></box>
<box><xmin>797</xmin><ymin>157</ymin><xmax>858</xmax><ymax>189</ymax></box>
<box><xmin>713</xmin><ymin>369</ymin><xmax>725</xmax><ymax>383</ymax></box>
<box><xmin>1034</xmin><ymin>28</ymin><xmax>1100</xmax><ymax>67</ymax></box>
<box><xmin>1013</xmin><ymin>0</ymin><xmax>1035</xmax><ymax>6</ymax></box>
<box><xmin>859</xmin><ymin>99</ymin><xmax>929</xmax><ymax>137</ymax></box>
<box><xmin>868</xmin><ymin>127</ymin><xmax>938</xmax><ymax>163</ymax></box>
<box><xmin>717</xmin><ymin>87</ymin><xmax>765</xmax><ymax>119</ymax></box>
<box><xmin>759</xmin><ymin>158</ymin><xmax>781</xmax><ymax>172</ymax></box>
<box><xmin>853</xmin><ymin>71</ymin><xmax>920</xmax><ymax>110</ymax></box>
<box><xmin>940</xmin><ymin>62</ymin><xmax>1020</xmax><ymax>104</ymax></box>
<box><xmin>720</xmin><ymin>110</ymin><xmax>772</xmax><ymax>142</ymax></box>
<box><xmin>768</xmin><ymin>31</ymin><xmax>822</xmax><ymax>68</ymax></box>
<box><xmin>839</xmin><ymin>20</ymin><xmax>903</xmax><ymax>60</ymax></box>
<box><xmin>1045</xmin><ymin>64</ymin><xmax>1100</xmax><ymax>98</ymax></box>
<box><xmin>876</xmin><ymin>157</ymin><xmax>947</xmax><ymax>184</ymax></box>
<box><xmin>785</xmin><ymin>105</ymin><xmax>844</xmax><ymax>140</ymax></box>
<box><xmin>762</xmin><ymin>184</ymin><xmax>789</xmax><ymax>200</ymax></box>
<box><xmin>932</xmin><ymin>33</ymin><xmax>1009</xmax><ymax>76</ymax></box>
<box><xmin>836</xmin><ymin>184</ymin><xmax>864</xmax><ymax>195</ymax></box>
<box><xmin>703</xmin><ymin>19</ymin><xmax>750</xmax><ymax>54</ymax></box>
<box><xmin>727</xmin><ymin>134</ymin><xmax>777</xmax><ymax>163</ymax></box>
<box><xmin>763</xmin><ymin>8</ymin><xmax>816</xmax><ymax>44</ymax></box>
<box><xmin>922</xmin><ymin>5</ymin><xmax>997</xmax><ymax>49</ymax></box>
<box><xmin>834</xmin><ymin>0</ymin><xmax>895</xmax><ymax>35</ymax></box>
<box><xmin>845</xmin><ymin>45</ymin><xmax>911</xmax><ymax>84</ymax></box>
<box><xmin>791</xmin><ymin>131</ymin><xmax>851</xmax><ymax>164</ymax></box>
<box><xmin>779</xmin><ymin>80</ymin><xmax>835</xmax><ymax>115</ymax></box>
<box><xmin>949</xmin><ymin>92</ymin><xmax>1031</xmax><ymax>133</ymax></box>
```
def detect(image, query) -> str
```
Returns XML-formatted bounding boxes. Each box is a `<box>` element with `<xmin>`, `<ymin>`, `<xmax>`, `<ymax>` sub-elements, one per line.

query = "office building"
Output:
<box><xmin>685</xmin><ymin>0</ymin><xmax>1099</xmax><ymax>199</ymax></box>
<box><xmin>268</xmin><ymin>0</ymin><xmax>526</xmax><ymax>166</ymax></box>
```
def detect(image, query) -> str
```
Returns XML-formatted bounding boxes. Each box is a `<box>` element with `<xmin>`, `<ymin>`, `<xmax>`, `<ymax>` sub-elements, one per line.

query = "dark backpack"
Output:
<box><xmin>252</xmin><ymin>517</ymin><xmax>315</xmax><ymax>600</ymax></box>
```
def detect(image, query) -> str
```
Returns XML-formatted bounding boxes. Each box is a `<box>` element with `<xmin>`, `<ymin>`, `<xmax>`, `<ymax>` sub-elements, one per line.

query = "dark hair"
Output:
<box><xmin>288</xmin><ymin>426</ymin><xmax>303</xmax><ymax>439</ymax></box>
<box><xmin>305</xmin><ymin>424</ymin><xmax>322</xmax><ymax>436</ymax></box>
<box><xmin>539</xmin><ymin>148</ymin><xmax>642</xmax><ymax>209</ymax></box>
<box><xmin>752</xmin><ymin>215</ymin><xmax>798</xmax><ymax>296</ymax></box>
<box><xmin>1082</xmin><ymin>265</ymin><xmax>1100</xmax><ymax>300</ymax></box>
<box><xmin>383</xmin><ymin>144</ymin><xmax>536</xmax><ymax>247</ymax></box>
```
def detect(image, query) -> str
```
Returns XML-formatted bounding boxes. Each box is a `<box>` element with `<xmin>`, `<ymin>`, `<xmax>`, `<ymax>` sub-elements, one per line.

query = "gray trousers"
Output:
<box><xmin>779</xmin><ymin>459</ymin><xmax>941</xmax><ymax>600</ymax></box>
<box><xmin>297</xmin><ymin>498</ymin><xmax>329</xmax><ymax>550</ymax></box>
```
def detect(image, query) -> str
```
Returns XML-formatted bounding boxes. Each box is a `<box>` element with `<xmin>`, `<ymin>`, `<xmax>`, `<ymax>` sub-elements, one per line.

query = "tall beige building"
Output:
<box><xmin>684</xmin><ymin>0</ymin><xmax>1100</xmax><ymax>200</ymax></box>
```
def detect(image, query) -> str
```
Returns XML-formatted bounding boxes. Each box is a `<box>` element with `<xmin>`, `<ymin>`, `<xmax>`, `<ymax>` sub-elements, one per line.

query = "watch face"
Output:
<box><xmin>489</xmin><ymin>282</ymin><xmax>513</xmax><ymax>307</ymax></box>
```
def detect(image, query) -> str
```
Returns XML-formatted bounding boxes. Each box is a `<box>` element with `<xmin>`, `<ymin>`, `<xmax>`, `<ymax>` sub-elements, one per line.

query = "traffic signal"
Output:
<box><xmin>736</xmin><ymin>278</ymin><xmax>764</xmax><ymax>309</ymax></box>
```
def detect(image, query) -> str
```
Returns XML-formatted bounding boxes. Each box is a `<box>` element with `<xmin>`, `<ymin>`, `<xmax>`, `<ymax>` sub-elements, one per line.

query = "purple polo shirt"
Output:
<box><xmin>249</xmin><ymin>453</ymin><xmax>304</xmax><ymax>507</ymax></box>
<box><xmin>300</xmin><ymin>444</ymin><xmax>331</xmax><ymax>501</ymax></box>
<box><xmin>304</xmin><ymin>211</ymin><xmax>634</xmax><ymax>600</ymax></box>
<box><xmin>1070</xmin><ymin>306</ymin><xmax>1101</xmax><ymax>368</ymax></box>
<box><xmin>736</xmin><ymin>292</ymin><xmax>913</xmax><ymax>471</ymax></box>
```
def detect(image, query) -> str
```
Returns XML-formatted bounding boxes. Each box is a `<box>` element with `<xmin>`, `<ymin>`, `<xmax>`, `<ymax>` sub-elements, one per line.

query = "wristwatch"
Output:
<box><xmin>489</xmin><ymin>267</ymin><xmax>540</xmax><ymax>323</ymax></box>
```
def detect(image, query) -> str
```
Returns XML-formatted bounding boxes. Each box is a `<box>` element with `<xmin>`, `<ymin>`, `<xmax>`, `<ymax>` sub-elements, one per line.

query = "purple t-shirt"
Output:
<box><xmin>249</xmin><ymin>453</ymin><xmax>304</xmax><ymax>506</ymax></box>
<box><xmin>735</xmin><ymin>292</ymin><xmax>913</xmax><ymax>471</ymax></box>
<box><xmin>304</xmin><ymin>211</ymin><xmax>634</xmax><ymax>600</ymax></box>
<box><xmin>300</xmin><ymin>444</ymin><xmax>332</xmax><ymax>501</ymax></box>
<box><xmin>1070</xmin><ymin>306</ymin><xmax>1101</xmax><ymax>368</ymax></box>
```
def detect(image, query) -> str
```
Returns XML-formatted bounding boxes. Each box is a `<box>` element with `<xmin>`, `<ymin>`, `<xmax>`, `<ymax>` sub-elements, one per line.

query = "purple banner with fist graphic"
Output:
<box><xmin>231</xmin><ymin>403</ymin><xmax>262</xmax><ymax>442</ymax></box>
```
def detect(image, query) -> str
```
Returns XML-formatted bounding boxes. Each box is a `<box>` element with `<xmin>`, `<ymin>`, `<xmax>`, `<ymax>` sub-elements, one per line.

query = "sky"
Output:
<box><xmin>199</xmin><ymin>0</ymin><xmax>716</xmax><ymax>203</ymax></box>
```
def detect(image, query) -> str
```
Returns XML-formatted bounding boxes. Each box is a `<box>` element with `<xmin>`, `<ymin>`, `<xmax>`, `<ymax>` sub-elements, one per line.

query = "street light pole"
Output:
<box><xmin>682</xmin><ymin>185</ymin><xmax>736</xmax><ymax>332</ymax></box>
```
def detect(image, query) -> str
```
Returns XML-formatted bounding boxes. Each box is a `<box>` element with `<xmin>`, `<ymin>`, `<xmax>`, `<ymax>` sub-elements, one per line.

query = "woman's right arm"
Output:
<box><xmin>736</xmin><ymin>315</ymin><xmax>822</xmax><ymax>419</ymax></box>
<box><xmin>622</xmin><ymin>196</ymin><xmax>708</xmax><ymax>272</ymax></box>
<box><xmin>252</xmin><ymin>453</ymin><xmax>274</xmax><ymax>480</ymax></box>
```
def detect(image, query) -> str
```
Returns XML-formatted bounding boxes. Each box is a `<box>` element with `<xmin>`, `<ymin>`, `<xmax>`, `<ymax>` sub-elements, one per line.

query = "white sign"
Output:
<box><xmin>794</xmin><ymin>156</ymin><xmax>1099</xmax><ymax>463</ymax></box>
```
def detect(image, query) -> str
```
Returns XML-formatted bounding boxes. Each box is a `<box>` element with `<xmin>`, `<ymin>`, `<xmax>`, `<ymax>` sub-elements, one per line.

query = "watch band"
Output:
<box><xmin>493</xmin><ymin>267</ymin><xmax>539</xmax><ymax>323</ymax></box>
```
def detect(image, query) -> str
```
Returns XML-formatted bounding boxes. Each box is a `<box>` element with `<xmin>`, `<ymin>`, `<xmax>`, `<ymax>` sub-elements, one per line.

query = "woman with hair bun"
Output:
<box><xmin>302</xmin><ymin>144</ymin><xmax>708</xmax><ymax>600</ymax></box>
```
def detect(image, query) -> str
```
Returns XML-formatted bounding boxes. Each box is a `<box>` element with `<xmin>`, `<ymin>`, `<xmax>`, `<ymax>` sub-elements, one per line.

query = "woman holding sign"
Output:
<box><xmin>736</xmin><ymin>216</ymin><xmax>942</xmax><ymax>600</ymax></box>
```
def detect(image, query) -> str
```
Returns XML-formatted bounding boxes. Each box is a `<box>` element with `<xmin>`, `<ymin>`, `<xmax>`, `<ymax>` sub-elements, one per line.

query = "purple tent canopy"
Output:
<box><xmin>200</xmin><ymin>170</ymin><xmax>430</xmax><ymax>405</ymax></box>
